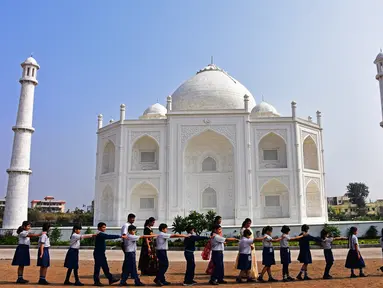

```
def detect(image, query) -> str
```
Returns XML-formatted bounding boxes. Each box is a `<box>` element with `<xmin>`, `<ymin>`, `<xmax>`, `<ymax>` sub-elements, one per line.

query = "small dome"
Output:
<box><xmin>22</xmin><ymin>56</ymin><xmax>39</xmax><ymax>68</ymax></box>
<box><xmin>171</xmin><ymin>63</ymin><xmax>256</xmax><ymax>111</ymax></box>
<box><xmin>251</xmin><ymin>101</ymin><xmax>280</xmax><ymax>118</ymax></box>
<box><xmin>140</xmin><ymin>103</ymin><xmax>167</xmax><ymax>119</ymax></box>
<box><xmin>374</xmin><ymin>51</ymin><xmax>383</xmax><ymax>63</ymax></box>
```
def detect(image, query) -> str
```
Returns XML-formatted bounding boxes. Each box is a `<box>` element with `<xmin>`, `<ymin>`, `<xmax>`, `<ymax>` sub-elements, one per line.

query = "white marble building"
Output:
<box><xmin>94</xmin><ymin>63</ymin><xmax>327</xmax><ymax>226</ymax></box>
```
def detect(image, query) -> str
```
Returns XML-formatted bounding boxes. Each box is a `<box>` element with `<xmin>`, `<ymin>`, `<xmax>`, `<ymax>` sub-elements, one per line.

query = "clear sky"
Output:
<box><xmin>1</xmin><ymin>1</ymin><xmax>383</xmax><ymax>209</ymax></box>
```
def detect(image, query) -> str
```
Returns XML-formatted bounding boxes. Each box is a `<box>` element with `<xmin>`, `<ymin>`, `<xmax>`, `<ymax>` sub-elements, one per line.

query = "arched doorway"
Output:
<box><xmin>130</xmin><ymin>182</ymin><xmax>158</xmax><ymax>221</ymax></box>
<box><xmin>184</xmin><ymin>130</ymin><xmax>234</xmax><ymax>219</ymax></box>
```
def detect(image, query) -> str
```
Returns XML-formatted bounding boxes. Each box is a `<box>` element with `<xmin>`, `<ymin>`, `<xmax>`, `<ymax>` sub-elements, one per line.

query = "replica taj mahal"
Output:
<box><xmin>94</xmin><ymin>63</ymin><xmax>327</xmax><ymax>227</ymax></box>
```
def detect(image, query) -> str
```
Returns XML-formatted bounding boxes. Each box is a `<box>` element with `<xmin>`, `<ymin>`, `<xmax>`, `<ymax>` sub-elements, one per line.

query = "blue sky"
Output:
<box><xmin>1</xmin><ymin>1</ymin><xmax>383</xmax><ymax>209</ymax></box>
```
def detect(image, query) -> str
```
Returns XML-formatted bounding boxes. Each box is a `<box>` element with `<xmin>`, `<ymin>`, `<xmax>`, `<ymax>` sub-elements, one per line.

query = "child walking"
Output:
<box><xmin>12</xmin><ymin>221</ymin><xmax>42</xmax><ymax>284</ymax></box>
<box><xmin>37</xmin><ymin>223</ymin><xmax>51</xmax><ymax>285</ymax></box>
<box><xmin>320</xmin><ymin>228</ymin><xmax>347</xmax><ymax>279</ymax></box>
<box><xmin>380</xmin><ymin>228</ymin><xmax>383</xmax><ymax>273</ymax></box>
<box><xmin>63</xmin><ymin>224</ymin><xmax>95</xmax><ymax>286</ymax></box>
<box><xmin>236</xmin><ymin>229</ymin><xmax>265</xmax><ymax>283</ymax></box>
<box><xmin>93</xmin><ymin>222</ymin><xmax>127</xmax><ymax>286</ymax></box>
<box><xmin>345</xmin><ymin>226</ymin><xmax>366</xmax><ymax>278</ymax></box>
<box><xmin>120</xmin><ymin>224</ymin><xmax>157</xmax><ymax>286</ymax></box>
<box><xmin>257</xmin><ymin>226</ymin><xmax>281</xmax><ymax>283</ymax></box>
<box><xmin>154</xmin><ymin>223</ymin><xmax>189</xmax><ymax>287</ymax></box>
<box><xmin>280</xmin><ymin>225</ymin><xmax>306</xmax><ymax>282</ymax></box>
<box><xmin>209</xmin><ymin>224</ymin><xmax>239</xmax><ymax>285</ymax></box>
<box><xmin>183</xmin><ymin>226</ymin><xmax>209</xmax><ymax>286</ymax></box>
<box><xmin>296</xmin><ymin>224</ymin><xmax>320</xmax><ymax>280</ymax></box>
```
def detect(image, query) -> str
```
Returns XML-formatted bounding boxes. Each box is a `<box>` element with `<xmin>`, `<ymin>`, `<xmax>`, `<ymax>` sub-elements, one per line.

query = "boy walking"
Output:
<box><xmin>183</xmin><ymin>226</ymin><xmax>209</xmax><ymax>286</ymax></box>
<box><xmin>94</xmin><ymin>222</ymin><xmax>126</xmax><ymax>286</ymax></box>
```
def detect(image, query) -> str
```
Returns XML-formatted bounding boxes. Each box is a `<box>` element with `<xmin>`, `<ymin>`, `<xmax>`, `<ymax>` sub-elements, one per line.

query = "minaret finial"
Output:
<box><xmin>211</xmin><ymin>56</ymin><xmax>213</xmax><ymax>65</ymax></box>
<box><xmin>31</xmin><ymin>52</ymin><xmax>34</xmax><ymax>57</ymax></box>
<box><xmin>262</xmin><ymin>95</ymin><xmax>265</xmax><ymax>101</ymax></box>
<box><xmin>157</xmin><ymin>98</ymin><xmax>159</xmax><ymax>103</ymax></box>
<box><xmin>380</xmin><ymin>48</ymin><xmax>382</xmax><ymax>53</ymax></box>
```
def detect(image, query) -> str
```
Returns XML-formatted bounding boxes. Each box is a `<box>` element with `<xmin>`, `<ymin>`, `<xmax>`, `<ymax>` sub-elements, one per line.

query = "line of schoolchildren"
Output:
<box><xmin>11</xmin><ymin>218</ymin><xmax>383</xmax><ymax>286</ymax></box>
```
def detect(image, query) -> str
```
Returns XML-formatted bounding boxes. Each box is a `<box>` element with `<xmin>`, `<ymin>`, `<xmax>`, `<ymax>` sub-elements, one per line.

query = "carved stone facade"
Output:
<box><xmin>93</xmin><ymin>63</ymin><xmax>326</xmax><ymax>226</ymax></box>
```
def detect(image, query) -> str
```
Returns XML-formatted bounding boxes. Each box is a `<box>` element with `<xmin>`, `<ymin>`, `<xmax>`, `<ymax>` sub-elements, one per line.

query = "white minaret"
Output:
<box><xmin>374</xmin><ymin>50</ymin><xmax>383</xmax><ymax>128</ymax></box>
<box><xmin>3</xmin><ymin>56</ymin><xmax>40</xmax><ymax>229</ymax></box>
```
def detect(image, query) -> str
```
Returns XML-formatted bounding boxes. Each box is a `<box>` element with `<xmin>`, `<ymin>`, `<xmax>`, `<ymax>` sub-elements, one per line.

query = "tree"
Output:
<box><xmin>346</xmin><ymin>182</ymin><xmax>369</xmax><ymax>215</ymax></box>
<box><xmin>50</xmin><ymin>226</ymin><xmax>62</xmax><ymax>244</ymax></box>
<box><xmin>172</xmin><ymin>215</ymin><xmax>188</xmax><ymax>234</ymax></box>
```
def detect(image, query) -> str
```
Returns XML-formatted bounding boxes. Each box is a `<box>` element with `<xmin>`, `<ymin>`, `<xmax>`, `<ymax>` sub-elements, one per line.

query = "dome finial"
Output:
<box><xmin>262</xmin><ymin>95</ymin><xmax>264</xmax><ymax>101</ymax></box>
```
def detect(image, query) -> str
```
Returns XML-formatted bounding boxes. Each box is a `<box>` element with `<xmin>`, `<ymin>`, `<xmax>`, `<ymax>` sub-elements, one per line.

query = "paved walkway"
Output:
<box><xmin>0</xmin><ymin>248</ymin><xmax>382</xmax><ymax>262</ymax></box>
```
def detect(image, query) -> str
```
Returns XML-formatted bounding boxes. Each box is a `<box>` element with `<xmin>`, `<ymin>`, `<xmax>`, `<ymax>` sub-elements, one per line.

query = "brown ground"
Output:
<box><xmin>0</xmin><ymin>259</ymin><xmax>382</xmax><ymax>287</ymax></box>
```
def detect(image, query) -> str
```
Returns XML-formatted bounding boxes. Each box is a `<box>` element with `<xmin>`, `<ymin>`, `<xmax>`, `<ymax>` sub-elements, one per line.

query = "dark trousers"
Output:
<box><xmin>282</xmin><ymin>263</ymin><xmax>289</xmax><ymax>276</ymax></box>
<box><xmin>121</xmin><ymin>252</ymin><xmax>140</xmax><ymax>283</ymax></box>
<box><xmin>184</xmin><ymin>251</ymin><xmax>195</xmax><ymax>283</ymax></box>
<box><xmin>93</xmin><ymin>252</ymin><xmax>113</xmax><ymax>283</ymax></box>
<box><xmin>324</xmin><ymin>262</ymin><xmax>333</xmax><ymax>276</ymax></box>
<box><xmin>155</xmin><ymin>250</ymin><xmax>169</xmax><ymax>283</ymax></box>
<box><xmin>211</xmin><ymin>251</ymin><xmax>224</xmax><ymax>282</ymax></box>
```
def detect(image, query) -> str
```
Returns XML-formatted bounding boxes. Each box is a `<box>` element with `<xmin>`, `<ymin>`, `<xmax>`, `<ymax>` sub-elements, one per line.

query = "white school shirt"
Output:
<box><xmin>124</xmin><ymin>234</ymin><xmax>140</xmax><ymax>252</ymax></box>
<box><xmin>239</xmin><ymin>237</ymin><xmax>253</xmax><ymax>254</ymax></box>
<box><xmin>18</xmin><ymin>231</ymin><xmax>31</xmax><ymax>246</ymax></box>
<box><xmin>211</xmin><ymin>235</ymin><xmax>226</xmax><ymax>251</ymax></box>
<box><xmin>280</xmin><ymin>234</ymin><xmax>290</xmax><ymax>248</ymax></box>
<box><xmin>38</xmin><ymin>233</ymin><xmax>50</xmax><ymax>248</ymax></box>
<box><xmin>322</xmin><ymin>237</ymin><xmax>333</xmax><ymax>250</ymax></box>
<box><xmin>262</xmin><ymin>234</ymin><xmax>273</xmax><ymax>248</ymax></box>
<box><xmin>349</xmin><ymin>235</ymin><xmax>359</xmax><ymax>250</ymax></box>
<box><xmin>156</xmin><ymin>232</ymin><xmax>171</xmax><ymax>250</ymax></box>
<box><xmin>70</xmin><ymin>233</ymin><xmax>83</xmax><ymax>249</ymax></box>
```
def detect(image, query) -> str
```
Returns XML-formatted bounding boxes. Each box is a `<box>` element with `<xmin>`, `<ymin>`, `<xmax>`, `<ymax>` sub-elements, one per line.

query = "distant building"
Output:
<box><xmin>0</xmin><ymin>198</ymin><xmax>5</xmax><ymax>209</ymax></box>
<box><xmin>30</xmin><ymin>196</ymin><xmax>66</xmax><ymax>213</ymax></box>
<box><xmin>327</xmin><ymin>195</ymin><xmax>383</xmax><ymax>216</ymax></box>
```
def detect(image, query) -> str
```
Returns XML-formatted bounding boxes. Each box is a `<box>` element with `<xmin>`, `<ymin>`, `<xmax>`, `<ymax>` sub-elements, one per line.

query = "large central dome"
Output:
<box><xmin>171</xmin><ymin>64</ymin><xmax>256</xmax><ymax>111</ymax></box>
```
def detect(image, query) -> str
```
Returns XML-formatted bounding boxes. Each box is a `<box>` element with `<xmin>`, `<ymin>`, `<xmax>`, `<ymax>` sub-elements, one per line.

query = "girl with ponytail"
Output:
<box><xmin>12</xmin><ymin>221</ymin><xmax>42</xmax><ymax>284</ymax></box>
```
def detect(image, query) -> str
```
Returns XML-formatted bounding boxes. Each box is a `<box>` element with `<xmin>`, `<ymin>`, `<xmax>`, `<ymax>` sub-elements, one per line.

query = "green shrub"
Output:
<box><xmin>81</xmin><ymin>227</ymin><xmax>95</xmax><ymax>246</ymax></box>
<box><xmin>50</xmin><ymin>226</ymin><xmax>62</xmax><ymax>244</ymax></box>
<box><xmin>323</xmin><ymin>223</ymin><xmax>341</xmax><ymax>237</ymax></box>
<box><xmin>364</xmin><ymin>225</ymin><xmax>378</xmax><ymax>239</ymax></box>
<box><xmin>0</xmin><ymin>230</ymin><xmax>18</xmax><ymax>245</ymax></box>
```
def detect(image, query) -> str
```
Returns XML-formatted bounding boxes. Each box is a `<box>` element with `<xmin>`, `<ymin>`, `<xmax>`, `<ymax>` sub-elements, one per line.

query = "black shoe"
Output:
<box><xmin>64</xmin><ymin>281</ymin><xmax>74</xmax><ymax>285</ymax></box>
<box><xmin>119</xmin><ymin>282</ymin><xmax>128</xmax><ymax>287</ymax></box>
<box><xmin>380</xmin><ymin>266</ymin><xmax>383</xmax><ymax>273</ymax></box>
<box><xmin>287</xmin><ymin>276</ymin><xmax>295</xmax><ymax>281</ymax></box>
<box><xmin>235</xmin><ymin>278</ymin><xmax>242</xmax><ymax>283</ymax></box>
<box><xmin>16</xmin><ymin>278</ymin><xmax>29</xmax><ymax>284</ymax></box>
<box><xmin>183</xmin><ymin>282</ymin><xmax>195</xmax><ymax>286</ymax></box>
<box><xmin>304</xmin><ymin>276</ymin><xmax>312</xmax><ymax>280</ymax></box>
<box><xmin>350</xmin><ymin>274</ymin><xmax>357</xmax><ymax>278</ymax></box>
<box><xmin>257</xmin><ymin>276</ymin><xmax>266</xmax><ymax>283</ymax></box>
<box><xmin>135</xmin><ymin>282</ymin><xmax>146</xmax><ymax>287</ymax></box>
<box><xmin>208</xmin><ymin>280</ymin><xmax>218</xmax><ymax>285</ymax></box>
<box><xmin>268</xmin><ymin>277</ymin><xmax>278</xmax><ymax>282</ymax></box>
<box><xmin>38</xmin><ymin>279</ymin><xmax>50</xmax><ymax>285</ymax></box>
<box><xmin>192</xmin><ymin>281</ymin><xmax>197</xmax><ymax>284</ymax></box>
<box><xmin>74</xmin><ymin>282</ymin><xmax>84</xmax><ymax>287</ymax></box>
<box><xmin>323</xmin><ymin>275</ymin><xmax>332</xmax><ymax>280</ymax></box>
<box><xmin>247</xmin><ymin>278</ymin><xmax>255</xmax><ymax>283</ymax></box>
<box><xmin>154</xmin><ymin>280</ymin><xmax>163</xmax><ymax>287</ymax></box>
<box><xmin>109</xmin><ymin>277</ymin><xmax>120</xmax><ymax>285</ymax></box>
<box><xmin>93</xmin><ymin>282</ymin><xmax>104</xmax><ymax>287</ymax></box>
<box><xmin>218</xmin><ymin>280</ymin><xmax>227</xmax><ymax>284</ymax></box>
<box><xmin>296</xmin><ymin>274</ymin><xmax>303</xmax><ymax>280</ymax></box>
<box><xmin>359</xmin><ymin>273</ymin><xmax>367</xmax><ymax>277</ymax></box>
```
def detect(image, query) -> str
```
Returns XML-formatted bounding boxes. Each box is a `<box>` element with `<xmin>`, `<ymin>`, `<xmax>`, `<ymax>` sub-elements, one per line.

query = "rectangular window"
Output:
<box><xmin>263</xmin><ymin>149</ymin><xmax>278</xmax><ymax>161</ymax></box>
<box><xmin>140</xmin><ymin>151</ymin><xmax>155</xmax><ymax>163</ymax></box>
<box><xmin>140</xmin><ymin>198</ymin><xmax>154</xmax><ymax>209</ymax></box>
<box><xmin>32</xmin><ymin>68</ymin><xmax>35</xmax><ymax>77</ymax></box>
<box><xmin>265</xmin><ymin>195</ymin><xmax>280</xmax><ymax>207</ymax></box>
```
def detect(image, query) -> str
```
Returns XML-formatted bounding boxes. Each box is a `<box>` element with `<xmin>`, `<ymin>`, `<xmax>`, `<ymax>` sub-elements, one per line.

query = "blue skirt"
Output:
<box><xmin>37</xmin><ymin>247</ymin><xmax>50</xmax><ymax>267</ymax></box>
<box><xmin>64</xmin><ymin>248</ymin><xmax>79</xmax><ymax>269</ymax></box>
<box><xmin>345</xmin><ymin>249</ymin><xmax>365</xmax><ymax>269</ymax></box>
<box><xmin>280</xmin><ymin>247</ymin><xmax>291</xmax><ymax>264</ymax></box>
<box><xmin>324</xmin><ymin>249</ymin><xmax>334</xmax><ymax>264</ymax></box>
<box><xmin>237</xmin><ymin>253</ymin><xmax>251</xmax><ymax>270</ymax></box>
<box><xmin>262</xmin><ymin>247</ymin><xmax>275</xmax><ymax>266</ymax></box>
<box><xmin>12</xmin><ymin>244</ymin><xmax>30</xmax><ymax>266</ymax></box>
<box><xmin>297</xmin><ymin>249</ymin><xmax>312</xmax><ymax>264</ymax></box>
